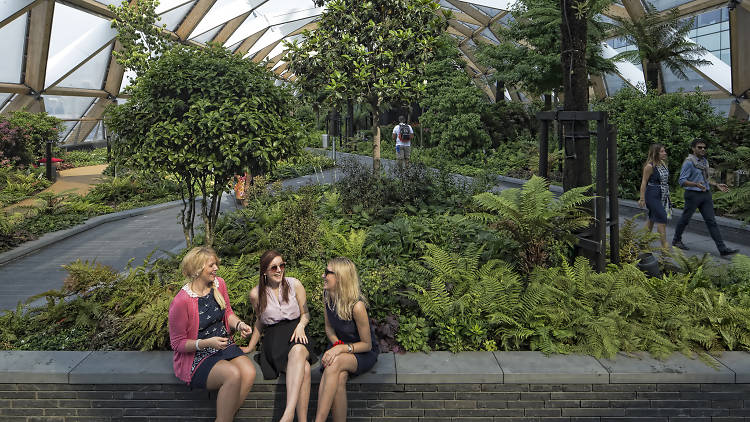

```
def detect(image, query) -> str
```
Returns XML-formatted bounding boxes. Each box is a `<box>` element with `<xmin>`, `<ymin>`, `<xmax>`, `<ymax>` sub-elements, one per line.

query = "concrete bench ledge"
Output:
<box><xmin>1</xmin><ymin>350</ymin><xmax>747</xmax><ymax>385</ymax></box>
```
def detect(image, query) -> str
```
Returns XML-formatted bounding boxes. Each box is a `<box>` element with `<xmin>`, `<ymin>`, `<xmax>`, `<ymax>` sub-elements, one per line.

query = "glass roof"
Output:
<box><xmin>0</xmin><ymin>0</ymin><xmax>742</xmax><ymax>143</ymax></box>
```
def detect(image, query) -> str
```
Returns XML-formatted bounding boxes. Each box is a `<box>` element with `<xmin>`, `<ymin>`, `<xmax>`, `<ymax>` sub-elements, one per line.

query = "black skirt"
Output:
<box><xmin>190</xmin><ymin>344</ymin><xmax>244</xmax><ymax>389</ymax></box>
<box><xmin>255</xmin><ymin>317</ymin><xmax>317</xmax><ymax>380</ymax></box>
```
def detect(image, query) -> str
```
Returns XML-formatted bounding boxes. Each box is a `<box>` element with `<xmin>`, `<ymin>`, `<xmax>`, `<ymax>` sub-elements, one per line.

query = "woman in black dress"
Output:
<box><xmin>315</xmin><ymin>257</ymin><xmax>378</xmax><ymax>422</ymax></box>
<box><xmin>638</xmin><ymin>144</ymin><xmax>671</xmax><ymax>250</ymax></box>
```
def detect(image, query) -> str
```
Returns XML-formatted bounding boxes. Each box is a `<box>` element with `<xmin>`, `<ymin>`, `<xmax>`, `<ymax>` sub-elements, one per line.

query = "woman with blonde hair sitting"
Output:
<box><xmin>315</xmin><ymin>257</ymin><xmax>379</xmax><ymax>422</ymax></box>
<box><xmin>168</xmin><ymin>246</ymin><xmax>255</xmax><ymax>422</ymax></box>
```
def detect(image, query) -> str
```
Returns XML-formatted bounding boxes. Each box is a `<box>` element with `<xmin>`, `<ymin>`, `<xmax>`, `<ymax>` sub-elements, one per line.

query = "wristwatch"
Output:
<box><xmin>346</xmin><ymin>343</ymin><xmax>353</xmax><ymax>353</ymax></box>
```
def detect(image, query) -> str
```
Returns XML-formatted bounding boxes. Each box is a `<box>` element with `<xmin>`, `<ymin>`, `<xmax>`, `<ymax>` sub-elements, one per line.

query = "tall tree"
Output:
<box><xmin>611</xmin><ymin>1</ymin><xmax>710</xmax><ymax>94</ymax></box>
<box><xmin>107</xmin><ymin>1</ymin><xmax>301</xmax><ymax>247</ymax></box>
<box><xmin>476</xmin><ymin>0</ymin><xmax>614</xmax><ymax>109</ymax></box>
<box><xmin>286</xmin><ymin>0</ymin><xmax>446</xmax><ymax>171</ymax></box>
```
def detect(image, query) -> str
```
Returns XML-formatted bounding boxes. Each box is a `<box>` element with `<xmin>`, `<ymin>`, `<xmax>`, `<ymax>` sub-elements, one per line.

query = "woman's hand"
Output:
<box><xmin>321</xmin><ymin>345</ymin><xmax>345</xmax><ymax>367</ymax></box>
<box><xmin>638</xmin><ymin>198</ymin><xmax>645</xmax><ymax>208</ymax></box>
<box><xmin>240</xmin><ymin>344</ymin><xmax>256</xmax><ymax>354</ymax></box>
<box><xmin>205</xmin><ymin>336</ymin><xmax>229</xmax><ymax>350</ymax></box>
<box><xmin>291</xmin><ymin>323</ymin><xmax>308</xmax><ymax>344</ymax></box>
<box><xmin>238</xmin><ymin>321</ymin><xmax>252</xmax><ymax>338</ymax></box>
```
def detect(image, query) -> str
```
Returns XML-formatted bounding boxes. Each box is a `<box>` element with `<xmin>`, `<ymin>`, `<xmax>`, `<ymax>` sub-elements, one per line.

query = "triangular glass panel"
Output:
<box><xmin>57</xmin><ymin>44</ymin><xmax>114</xmax><ymax>90</ymax></box>
<box><xmin>0</xmin><ymin>12</ymin><xmax>27</xmax><ymax>84</ymax></box>
<box><xmin>158</xmin><ymin>0</ymin><xmax>196</xmax><ymax>31</ymax></box>
<box><xmin>43</xmin><ymin>96</ymin><xmax>96</xmax><ymax>138</ymax></box>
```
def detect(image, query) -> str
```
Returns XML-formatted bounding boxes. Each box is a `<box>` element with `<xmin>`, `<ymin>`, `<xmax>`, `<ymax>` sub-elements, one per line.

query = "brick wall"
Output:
<box><xmin>1</xmin><ymin>381</ymin><xmax>748</xmax><ymax>421</ymax></box>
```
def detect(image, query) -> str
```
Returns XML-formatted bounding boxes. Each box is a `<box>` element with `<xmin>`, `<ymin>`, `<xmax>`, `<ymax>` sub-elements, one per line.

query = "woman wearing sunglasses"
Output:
<box><xmin>315</xmin><ymin>257</ymin><xmax>379</xmax><ymax>422</ymax></box>
<box><xmin>168</xmin><ymin>246</ymin><xmax>255</xmax><ymax>422</ymax></box>
<box><xmin>243</xmin><ymin>250</ymin><xmax>316</xmax><ymax>422</ymax></box>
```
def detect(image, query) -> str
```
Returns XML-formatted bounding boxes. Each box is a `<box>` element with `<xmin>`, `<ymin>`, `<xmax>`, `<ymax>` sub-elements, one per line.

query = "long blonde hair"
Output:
<box><xmin>181</xmin><ymin>246</ymin><xmax>226</xmax><ymax>309</ymax></box>
<box><xmin>325</xmin><ymin>257</ymin><xmax>366</xmax><ymax>320</ymax></box>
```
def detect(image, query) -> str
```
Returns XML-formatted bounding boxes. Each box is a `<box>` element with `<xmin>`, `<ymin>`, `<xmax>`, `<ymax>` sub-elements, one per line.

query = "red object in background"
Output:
<box><xmin>38</xmin><ymin>157</ymin><xmax>64</xmax><ymax>163</ymax></box>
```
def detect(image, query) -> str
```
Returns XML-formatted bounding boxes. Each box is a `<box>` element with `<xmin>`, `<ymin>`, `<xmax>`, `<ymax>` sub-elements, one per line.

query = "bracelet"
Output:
<box><xmin>195</xmin><ymin>339</ymin><xmax>201</xmax><ymax>351</ymax></box>
<box><xmin>333</xmin><ymin>340</ymin><xmax>344</xmax><ymax>347</ymax></box>
<box><xmin>235</xmin><ymin>321</ymin><xmax>243</xmax><ymax>332</ymax></box>
<box><xmin>347</xmin><ymin>343</ymin><xmax>353</xmax><ymax>353</ymax></box>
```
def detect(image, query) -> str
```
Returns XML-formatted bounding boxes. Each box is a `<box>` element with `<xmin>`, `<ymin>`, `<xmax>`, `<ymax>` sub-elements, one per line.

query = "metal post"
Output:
<box><xmin>45</xmin><ymin>139</ymin><xmax>53</xmax><ymax>181</ymax></box>
<box><xmin>608</xmin><ymin>125</ymin><xmax>620</xmax><ymax>265</ymax></box>
<box><xmin>539</xmin><ymin>119</ymin><xmax>549</xmax><ymax>179</ymax></box>
<box><xmin>595</xmin><ymin>114</ymin><xmax>608</xmax><ymax>272</ymax></box>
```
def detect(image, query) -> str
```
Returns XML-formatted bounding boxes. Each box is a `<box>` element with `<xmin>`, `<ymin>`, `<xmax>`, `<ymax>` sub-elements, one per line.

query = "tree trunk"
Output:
<box><xmin>646</xmin><ymin>62</ymin><xmax>662</xmax><ymax>94</ymax></box>
<box><xmin>371</xmin><ymin>107</ymin><xmax>381</xmax><ymax>172</ymax></box>
<box><xmin>559</xmin><ymin>0</ymin><xmax>591</xmax><ymax>194</ymax></box>
<box><xmin>496</xmin><ymin>80</ymin><xmax>505</xmax><ymax>102</ymax></box>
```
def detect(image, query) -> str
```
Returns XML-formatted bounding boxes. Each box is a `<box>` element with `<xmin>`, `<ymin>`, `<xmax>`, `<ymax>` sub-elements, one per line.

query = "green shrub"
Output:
<box><xmin>593</xmin><ymin>87</ymin><xmax>722</xmax><ymax>199</ymax></box>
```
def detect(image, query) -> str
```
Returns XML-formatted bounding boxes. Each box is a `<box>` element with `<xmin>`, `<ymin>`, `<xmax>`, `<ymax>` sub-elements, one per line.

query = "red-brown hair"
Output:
<box><xmin>256</xmin><ymin>250</ymin><xmax>290</xmax><ymax>317</ymax></box>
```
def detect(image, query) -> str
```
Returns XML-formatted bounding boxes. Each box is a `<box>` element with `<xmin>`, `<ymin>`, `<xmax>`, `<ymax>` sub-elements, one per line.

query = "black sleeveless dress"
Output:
<box><xmin>323</xmin><ymin>300</ymin><xmax>379</xmax><ymax>376</ymax></box>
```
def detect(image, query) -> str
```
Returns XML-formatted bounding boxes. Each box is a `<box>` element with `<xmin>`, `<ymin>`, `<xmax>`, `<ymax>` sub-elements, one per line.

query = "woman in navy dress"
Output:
<box><xmin>638</xmin><ymin>144</ymin><xmax>672</xmax><ymax>250</ymax></box>
<box><xmin>315</xmin><ymin>257</ymin><xmax>378</xmax><ymax>422</ymax></box>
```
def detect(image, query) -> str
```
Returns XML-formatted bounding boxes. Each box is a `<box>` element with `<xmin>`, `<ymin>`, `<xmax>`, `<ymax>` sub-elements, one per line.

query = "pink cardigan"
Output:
<box><xmin>168</xmin><ymin>277</ymin><xmax>235</xmax><ymax>383</ymax></box>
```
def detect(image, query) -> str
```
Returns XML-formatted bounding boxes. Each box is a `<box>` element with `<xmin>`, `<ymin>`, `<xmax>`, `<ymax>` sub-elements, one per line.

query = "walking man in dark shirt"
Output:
<box><xmin>672</xmin><ymin>138</ymin><xmax>738</xmax><ymax>257</ymax></box>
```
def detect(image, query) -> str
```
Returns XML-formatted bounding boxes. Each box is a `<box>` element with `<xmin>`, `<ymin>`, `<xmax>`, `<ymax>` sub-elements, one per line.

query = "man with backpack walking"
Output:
<box><xmin>392</xmin><ymin>115</ymin><xmax>413</xmax><ymax>169</ymax></box>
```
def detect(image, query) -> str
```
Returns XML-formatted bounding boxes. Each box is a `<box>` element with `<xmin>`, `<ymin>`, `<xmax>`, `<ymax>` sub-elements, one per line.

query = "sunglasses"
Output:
<box><xmin>268</xmin><ymin>263</ymin><xmax>286</xmax><ymax>272</ymax></box>
<box><xmin>324</xmin><ymin>269</ymin><xmax>335</xmax><ymax>276</ymax></box>
<box><xmin>695</xmin><ymin>146</ymin><xmax>706</xmax><ymax>150</ymax></box>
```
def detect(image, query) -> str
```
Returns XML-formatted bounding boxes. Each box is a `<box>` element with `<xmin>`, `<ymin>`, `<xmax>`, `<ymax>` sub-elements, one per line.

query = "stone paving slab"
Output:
<box><xmin>494</xmin><ymin>351</ymin><xmax>609</xmax><ymax>384</ymax></box>
<box><xmin>69</xmin><ymin>351</ymin><xmax>178</xmax><ymax>384</ymax></box>
<box><xmin>597</xmin><ymin>352</ymin><xmax>734</xmax><ymax>383</ymax></box>
<box><xmin>712</xmin><ymin>351</ymin><xmax>750</xmax><ymax>383</ymax></box>
<box><xmin>395</xmin><ymin>351</ymin><xmax>503</xmax><ymax>384</ymax></box>
<box><xmin>0</xmin><ymin>350</ymin><xmax>91</xmax><ymax>383</ymax></box>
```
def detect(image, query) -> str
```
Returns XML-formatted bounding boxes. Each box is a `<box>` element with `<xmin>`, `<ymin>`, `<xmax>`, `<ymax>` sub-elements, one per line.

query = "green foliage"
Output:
<box><xmin>108</xmin><ymin>0</ymin><xmax>171</xmax><ymax>78</ymax></box>
<box><xmin>396</xmin><ymin>315</ymin><xmax>431</xmax><ymax>352</ymax></box>
<box><xmin>1</xmin><ymin>111</ymin><xmax>62</xmax><ymax>166</ymax></box>
<box><xmin>268</xmin><ymin>150</ymin><xmax>335</xmax><ymax>181</ymax></box>
<box><xmin>471</xmin><ymin>176</ymin><xmax>592</xmax><ymax>273</ymax></box>
<box><xmin>286</xmin><ymin>0</ymin><xmax>446</xmax><ymax>168</ymax></box>
<box><xmin>268</xmin><ymin>189</ymin><xmax>322</xmax><ymax>265</ymax></box>
<box><xmin>593</xmin><ymin>87</ymin><xmax>722</xmax><ymax>199</ymax></box>
<box><xmin>476</xmin><ymin>0</ymin><xmax>615</xmax><ymax>97</ymax></box>
<box><xmin>0</xmin><ymin>168</ymin><xmax>50</xmax><ymax>206</ymax></box>
<box><xmin>617</xmin><ymin>214</ymin><xmax>661</xmax><ymax>263</ymax></box>
<box><xmin>610</xmin><ymin>1</ymin><xmax>709</xmax><ymax>92</ymax></box>
<box><xmin>59</xmin><ymin>148</ymin><xmax>108</xmax><ymax>168</ymax></box>
<box><xmin>106</xmin><ymin>43</ymin><xmax>302</xmax><ymax>246</ymax></box>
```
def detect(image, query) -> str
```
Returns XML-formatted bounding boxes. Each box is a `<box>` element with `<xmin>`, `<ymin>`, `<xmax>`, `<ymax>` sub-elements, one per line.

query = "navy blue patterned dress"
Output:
<box><xmin>323</xmin><ymin>299</ymin><xmax>379</xmax><ymax>376</ymax></box>
<box><xmin>190</xmin><ymin>289</ymin><xmax>243</xmax><ymax>388</ymax></box>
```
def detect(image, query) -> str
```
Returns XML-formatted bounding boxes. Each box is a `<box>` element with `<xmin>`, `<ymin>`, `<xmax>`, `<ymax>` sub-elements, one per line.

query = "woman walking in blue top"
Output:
<box><xmin>638</xmin><ymin>144</ymin><xmax>672</xmax><ymax>250</ymax></box>
<box><xmin>672</xmin><ymin>138</ymin><xmax>738</xmax><ymax>256</ymax></box>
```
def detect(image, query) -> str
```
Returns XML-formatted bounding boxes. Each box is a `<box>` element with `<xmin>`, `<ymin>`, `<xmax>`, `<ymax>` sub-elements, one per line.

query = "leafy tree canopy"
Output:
<box><xmin>611</xmin><ymin>1</ymin><xmax>709</xmax><ymax>93</ymax></box>
<box><xmin>285</xmin><ymin>0</ymin><xmax>447</xmax><ymax>170</ymax></box>
<box><xmin>476</xmin><ymin>0</ymin><xmax>615</xmax><ymax>97</ymax></box>
<box><xmin>106</xmin><ymin>44</ymin><xmax>302</xmax><ymax>246</ymax></box>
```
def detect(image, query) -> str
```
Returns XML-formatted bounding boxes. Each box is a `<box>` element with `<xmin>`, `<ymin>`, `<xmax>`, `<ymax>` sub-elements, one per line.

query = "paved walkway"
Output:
<box><xmin>4</xmin><ymin>165</ymin><xmax>108</xmax><ymax>214</ymax></box>
<box><xmin>0</xmin><ymin>152</ymin><xmax>747</xmax><ymax>311</ymax></box>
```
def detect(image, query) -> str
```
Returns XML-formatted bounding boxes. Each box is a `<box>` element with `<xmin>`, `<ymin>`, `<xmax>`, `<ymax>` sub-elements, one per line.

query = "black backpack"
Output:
<box><xmin>398</xmin><ymin>123</ymin><xmax>412</xmax><ymax>142</ymax></box>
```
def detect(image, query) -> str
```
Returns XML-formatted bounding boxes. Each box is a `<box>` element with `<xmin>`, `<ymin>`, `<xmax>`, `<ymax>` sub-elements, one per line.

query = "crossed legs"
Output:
<box><xmin>280</xmin><ymin>344</ymin><xmax>311</xmax><ymax>422</ymax></box>
<box><xmin>315</xmin><ymin>354</ymin><xmax>357</xmax><ymax>422</ymax></box>
<box><xmin>206</xmin><ymin>355</ymin><xmax>256</xmax><ymax>422</ymax></box>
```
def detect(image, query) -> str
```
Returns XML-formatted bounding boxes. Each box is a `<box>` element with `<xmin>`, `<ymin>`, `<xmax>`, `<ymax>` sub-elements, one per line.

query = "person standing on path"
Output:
<box><xmin>672</xmin><ymin>139</ymin><xmax>739</xmax><ymax>257</ymax></box>
<box><xmin>638</xmin><ymin>144</ymin><xmax>672</xmax><ymax>251</ymax></box>
<box><xmin>392</xmin><ymin>115</ymin><xmax>413</xmax><ymax>169</ymax></box>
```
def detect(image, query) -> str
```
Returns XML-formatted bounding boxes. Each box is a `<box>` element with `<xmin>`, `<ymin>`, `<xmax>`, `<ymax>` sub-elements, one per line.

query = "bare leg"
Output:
<box><xmin>295</xmin><ymin>361</ymin><xmax>311</xmax><ymax>422</ymax></box>
<box><xmin>645</xmin><ymin>220</ymin><xmax>654</xmax><ymax>232</ymax></box>
<box><xmin>331</xmin><ymin>371</ymin><xmax>349</xmax><ymax>422</ymax></box>
<box><xmin>655</xmin><ymin>223</ymin><xmax>668</xmax><ymax>250</ymax></box>
<box><xmin>228</xmin><ymin>356</ymin><xmax>255</xmax><ymax>415</ymax></box>
<box><xmin>279</xmin><ymin>344</ymin><xmax>309</xmax><ymax>422</ymax></box>
<box><xmin>206</xmin><ymin>360</ymin><xmax>243</xmax><ymax>422</ymax></box>
<box><xmin>314</xmin><ymin>354</ymin><xmax>357</xmax><ymax>422</ymax></box>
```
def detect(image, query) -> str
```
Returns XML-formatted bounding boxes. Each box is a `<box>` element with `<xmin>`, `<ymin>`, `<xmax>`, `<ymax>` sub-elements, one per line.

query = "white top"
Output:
<box><xmin>392</xmin><ymin>123</ymin><xmax>413</xmax><ymax>146</ymax></box>
<box><xmin>259</xmin><ymin>277</ymin><xmax>301</xmax><ymax>325</ymax></box>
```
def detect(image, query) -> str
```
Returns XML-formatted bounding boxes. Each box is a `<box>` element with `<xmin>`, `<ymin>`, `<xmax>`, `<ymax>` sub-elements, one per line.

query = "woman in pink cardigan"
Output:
<box><xmin>168</xmin><ymin>246</ymin><xmax>256</xmax><ymax>422</ymax></box>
